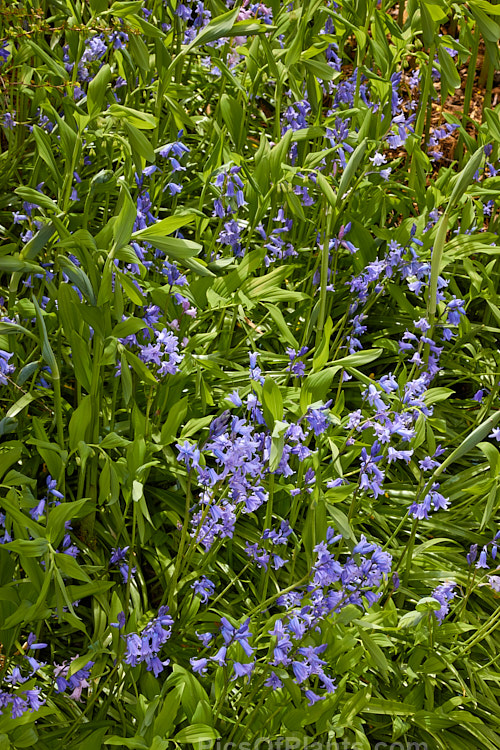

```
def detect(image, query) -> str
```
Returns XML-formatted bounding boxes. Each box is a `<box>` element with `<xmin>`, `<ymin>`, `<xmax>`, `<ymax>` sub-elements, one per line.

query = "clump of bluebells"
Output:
<box><xmin>467</xmin><ymin>531</ymin><xmax>500</xmax><ymax>570</ymax></box>
<box><xmin>189</xmin><ymin>523</ymin><xmax>391</xmax><ymax>704</ymax></box>
<box><xmin>123</xmin><ymin>607</ymin><xmax>174</xmax><ymax>677</ymax></box>
<box><xmin>176</xmin><ymin>354</ymin><xmax>335</xmax><ymax>552</ymax></box>
<box><xmin>431</xmin><ymin>582</ymin><xmax>457</xmax><ymax>623</ymax></box>
<box><xmin>0</xmin><ymin>634</ymin><xmax>94</xmax><ymax>719</ymax></box>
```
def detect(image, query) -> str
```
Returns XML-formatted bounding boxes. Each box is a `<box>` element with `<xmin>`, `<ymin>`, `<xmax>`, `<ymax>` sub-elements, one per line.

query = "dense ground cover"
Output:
<box><xmin>1</xmin><ymin>0</ymin><xmax>500</xmax><ymax>747</ymax></box>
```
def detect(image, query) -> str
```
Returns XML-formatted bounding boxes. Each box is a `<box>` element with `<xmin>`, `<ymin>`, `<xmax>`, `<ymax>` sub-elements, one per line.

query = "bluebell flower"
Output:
<box><xmin>111</xmin><ymin>611</ymin><xmax>126</xmax><ymax>629</ymax></box>
<box><xmin>432</xmin><ymin>582</ymin><xmax>456</xmax><ymax>623</ymax></box>
<box><xmin>176</xmin><ymin>440</ymin><xmax>201</xmax><ymax>470</ymax></box>
<box><xmin>0</xmin><ymin>350</ymin><xmax>14</xmax><ymax>384</ymax></box>
<box><xmin>489</xmin><ymin>576</ymin><xmax>500</xmax><ymax>593</ymax></box>
<box><xmin>46</xmin><ymin>475</ymin><xmax>64</xmax><ymax>500</ymax></box>
<box><xmin>123</xmin><ymin>607</ymin><xmax>173</xmax><ymax>675</ymax></box>
<box><xmin>477</xmin><ymin>546</ymin><xmax>489</xmax><ymax>569</ymax></box>
<box><xmin>110</xmin><ymin>546</ymin><xmax>129</xmax><ymax>564</ymax></box>
<box><xmin>192</xmin><ymin>576</ymin><xmax>215</xmax><ymax>603</ymax></box>
<box><xmin>228</xmin><ymin>390</ymin><xmax>242</xmax><ymax>407</ymax></box>
<box><xmin>2</xmin><ymin>111</ymin><xmax>16</xmax><ymax>129</ymax></box>
<box><xmin>265</xmin><ymin>672</ymin><xmax>283</xmax><ymax>689</ymax></box>
<box><xmin>190</xmin><ymin>657</ymin><xmax>209</xmax><ymax>674</ymax></box>
<box><xmin>305</xmin><ymin>690</ymin><xmax>323</xmax><ymax>705</ymax></box>
<box><xmin>0</xmin><ymin>42</ymin><xmax>9</xmax><ymax>66</ymax></box>
<box><xmin>119</xmin><ymin>563</ymin><xmax>136</xmax><ymax>583</ymax></box>
<box><xmin>232</xmin><ymin>661</ymin><xmax>254</xmax><ymax>681</ymax></box>
<box><xmin>196</xmin><ymin>631</ymin><xmax>213</xmax><ymax>647</ymax></box>
<box><xmin>218</xmin><ymin>219</ymin><xmax>244</xmax><ymax>257</ymax></box>
<box><xmin>30</xmin><ymin>498</ymin><xmax>46</xmax><ymax>521</ymax></box>
<box><xmin>4</xmin><ymin>667</ymin><xmax>26</xmax><ymax>686</ymax></box>
<box><xmin>307</xmin><ymin>405</ymin><xmax>330</xmax><ymax>435</ymax></box>
<box><xmin>176</xmin><ymin>3</ymin><xmax>191</xmax><ymax>20</ymax></box>
<box><xmin>54</xmin><ymin>658</ymin><xmax>94</xmax><ymax>700</ymax></box>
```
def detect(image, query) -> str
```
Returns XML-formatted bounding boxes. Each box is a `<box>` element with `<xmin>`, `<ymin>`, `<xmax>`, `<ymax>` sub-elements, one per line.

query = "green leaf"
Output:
<box><xmin>269</xmin><ymin>128</ymin><xmax>294</xmax><ymax>182</ymax></box>
<box><xmin>398</xmin><ymin>610</ymin><xmax>425</xmax><ymax>628</ymax></box>
<box><xmin>483</xmin><ymin>108</ymin><xmax>500</xmax><ymax>142</ymax></box>
<box><xmin>15</xmin><ymin>187</ymin><xmax>59</xmax><ymax>213</ymax></box>
<box><xmin>300</xmin><ymin>366</ymin><xmax>341</xmax><ymax>410</ymax></box>
<box><xmin>0</xmin><ymin>256</ymin><xmax>44</xmax><ymax>274</ymax></box>
<box><xmin>416</xmin><ymin>596</ymin><xmax>441</xmax><ymax>611</ymax></box>
<box><xmin>106</xmin><ymin>104</ymin><xmax>158</xmax><ymax>129</ymax></box>
<box><xmin>471</xmin><ymin>4</ymin><xmax>500</xmax><ymax>42</ymax></box>
<box><xmin>99</xmin><ymin>432</ymin><xmax>130</xmax><ymax>449</ymax></box>
<box><xmin>26</xmin><ymin>40</ymin><xmax>67</xmax><ymax>78</ymax></box>
<box><xmin>0</xmin><ymin>446</ymin><xmax>23</xmax><ymax>479</ymax></box>
<box><xmin>33</xmin><ymin>125</ymin><xmax>59</xmax><ymax>180</ymax></box>
<box><xmin>264</xmin><ymin>302</ymin><xmax>299</xmax><ymax>348</ymax></box>
<box><xmin>337</xmin><ymin>138</ymin><xmax>367</xmax><ymax>202</ymax></box>
<box><xmin>47</xmin><ymin>499</ymin><xmax>89</xmax><ymax>545</ymax></box>
<box><xmin>120</xmin><ymin>352</ymin><xmax>133</xmax><ymax>405</ymax></box>
<box><xmin>54</xmin><ymin>552</ymin><xmax>91</xmax><ymax>582</ymax></box>
<box><xmin>316</xmin><ymin>172</ymin><xmax>337</xmax><ymax>210</ymax></box>
<box><xmin>161</xmin><ymin>397</ymin><xmax>189</xmax><ymax>444</ymax></box>
<box><xmin>69</xmin><ymin>331</ymin><xmax>93</xmax><ymax>392</ymax></box>
<box><xmin>58</xmin><ymin>256</ymin><xmax>96</xmax><ymax>305</ymax></box>
<box><xmin>313</xmin><ymin>316</ymin><xmax>333</xmax><ymax>371</ymax></box>
<box><xmin>335</xmin><ymin>348</ymin><xmax>383</xmax><ymax>367</ymax></box>
<box><xmin>113</xmin><ymin>188</ymin><xmax>137</xmax><ymax>250</ymax></box>
<box><xmin>20</xmin><ymin>222</ymin><xmax>55</xmax><ymax>261</ymax></box>
<box><xmin>262</xmin><ymin>377</ymin><xmax>283</xmax><ymax>429</ymax></box>
<box><xmin>137</xmin><ymin>235</ymin><xmax>202</xmax><ymax>262</ymax></box>
<box><xmin>69</xmin><ymin>396</ymin><xmax>93</xmax><ymax>452</ymax></box>
<box><xmin>123</xmin><ymin>120</ymin><xmax>155</xmax><ymax>163</ymax></box>
<box><xmin>269</xmin><ymin>419</ymin><xmax>289</xmax><ymax>472</ymax></box>
<box><xmin>3</xmin><ymin>539</ymin><xmax>49</xmax><ymax>557</ymax></box>
<box><xmin>6</xmin><ymin>393</ymin><xmax>34</xmax><ymax>420</ymax></box>
<box><xmin>117</xmin><ymin>271</ymin><xmax>145</xmax><ymax>305</ymax></box>
<box><xmin>184</xmin><ymin>6</ymin><xmax>240</xmax><ymax>52</ymax></box>
<box><xmin>104</xmin><ymin>737</ymin><xmax>148</xmax><ymax>749</ymax></box>
<box><xmin>102</xmin><ymin>1</ymin><xmax>143</xmax><ymax>16</ymax></box>
<box><xmin>437</xmin><ymin>45</ymin><xmax>461</xmax><ymax>101</ymax></box>
<box><xmin>433</xmin><ymin>411</ymin><xmax>500</xmax><ymax>481</ymax></box>
<box><xmin>174</xmin><ymin>724</ymin><xmax>219</xmax><ymax>743</ymax></box>
<box><xmin>128</xmin><ymin>34</ymin><xmax>150</xmax><ymax>71</ymax></box>
<box><xmin>448</xmin><ymin>147</ymin><xmax>484</xmax><ymax>210</ymax></box>
<box><xmin>303</xmin><ymin>57</ymin><xmax>340</xmax><ymax>81</ymax></box>
<box><xmin>87</xmin><ymin>63</ymin><xmax>112</xmax><ymax>119</ymax></box>
<box><xmin>112</xmin><ymin>317</ymin><xmax>148</xmax><ymax>339</ymax></box>
<box><xmin>123</xmin><ymin>348</ymin><xmax>158</xmax><ymax>385</ymax></box>
<box><xmin>33</xmin><ymin>297</ymin><xmax>59</xmax><ymax>378</ymax></box>
<box><xmin>132</xmin><ymin>214</ymin><xmax>196</xmax><ymax>241</ymax></box>
<box><xmin>220</xmin><ymin>94</ymin><xmax>244</xmax><ymax>149</ymax></box>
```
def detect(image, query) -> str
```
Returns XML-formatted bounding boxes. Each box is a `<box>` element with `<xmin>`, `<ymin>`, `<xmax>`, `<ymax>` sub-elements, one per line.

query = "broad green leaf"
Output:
<box><xmin>337</xmin><ymin>138</ymin><xmax>367</xmax><ymax>201</ymax></box>
<box><xmin>113</xmin><ymin>188</ymin><xmax>137</xmax><ymax>250</ymax></box>
<box><xmin>106</xmin><ymin>104</ymin><xmax>158</xmax><ymax>129</ymax></box>
<box><xmin>184</xmin><ymin>7</ymin><xmax>240</xmax><ymax>52</ymax></box>
<box><xmin>123</xmin><ymin>120</ymin><xmax>155</xmax><ymax>162</ymax></box>
<box><xmin>15</xmin><ymin>187</ymin><xmax>59</xmax><ymax>213</ymax></box>
<box><xmin>33</xmin><ymin>297</ymin><xmax>59</xmax><ymax>377</ymax></box>
<box><xmin>87</xmin><ymin>63</ymin><xmax>112</xmax><ymax>119</ymax></box>
<box><xmin>123</xmin><ymin>348</ymin><xmax>158</xmax><ymax>385</ymax></box>
<box><xmin>131</xmin><ymin>214</ymin><xmax>196</xmax><ymax>241</ymax></box>
<box><xmin>26</xmin><ymin>40</ymin><xmax>67</xmax><ymax>78</ymax></box>
<box><xmin>174</xmin><ymin>724</ymin><xmax>219</xmax><ymax>743</ymax></box>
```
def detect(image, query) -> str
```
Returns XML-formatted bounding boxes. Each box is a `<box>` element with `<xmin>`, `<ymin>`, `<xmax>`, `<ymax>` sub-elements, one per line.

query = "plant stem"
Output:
<box><xmin>167</xmin><ymin>474</ymin><xmax>192</xmax><ymax>613</ymax></box>
<box><xmin>457</xmin><ymin>25</ymin><xmax>480</xmax><ymax>164</ymax></box>
<box><xmin>316</xmin><ymin>204</ymin><xmax>333</xmax><ymax>348</ymax></box>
